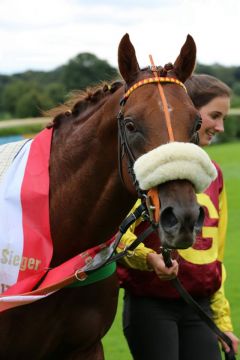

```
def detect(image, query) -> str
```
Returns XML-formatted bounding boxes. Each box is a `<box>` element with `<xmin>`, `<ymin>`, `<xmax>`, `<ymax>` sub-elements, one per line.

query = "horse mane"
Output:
<box><xmin>45</xmin><ymin>63</ymin><xmax>175</xmax><ymax>129</ymax></box>
<box><xmin>45</xmin><ymin>80</ymin><xmax>123</xmax><ymax>129</ymax></box>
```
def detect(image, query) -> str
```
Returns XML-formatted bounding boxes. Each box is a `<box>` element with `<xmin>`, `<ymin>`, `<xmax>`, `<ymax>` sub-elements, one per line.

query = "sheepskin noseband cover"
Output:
<box><xmin>133</xmin><ymin>142</ymin><xmax>217</xmax><ymax>193</ymax></box>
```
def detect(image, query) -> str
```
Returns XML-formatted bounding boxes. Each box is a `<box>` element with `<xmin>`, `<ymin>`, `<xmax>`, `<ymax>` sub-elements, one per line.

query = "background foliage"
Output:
<box><xmin>0</xmin><ymin>53</ymin><xmax>118</xmax><ymax>120</ymax></box>
<box><xmin>0</xmin><ymin>55</ymin><xmax>240</xmax><ymax>143</ymax></box>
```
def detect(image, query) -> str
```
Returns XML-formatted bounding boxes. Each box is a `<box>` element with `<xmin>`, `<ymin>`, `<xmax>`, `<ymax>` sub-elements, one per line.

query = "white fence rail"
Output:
<box><xmin>0</xmin><ymin>110</ymin><xmax>240</xmax><ymax>130</ymax></box>
<box><xmin>0</xmin><ymin>117</ymin><xmax>50</xmax><ymax>129</ymax></box>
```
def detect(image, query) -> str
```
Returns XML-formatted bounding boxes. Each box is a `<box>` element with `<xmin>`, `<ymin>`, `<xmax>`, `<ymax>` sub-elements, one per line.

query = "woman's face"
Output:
<box><xmin>198</xmin><ymin>96</ymin><xmax>230</xmax><ymax>146</ymax></box>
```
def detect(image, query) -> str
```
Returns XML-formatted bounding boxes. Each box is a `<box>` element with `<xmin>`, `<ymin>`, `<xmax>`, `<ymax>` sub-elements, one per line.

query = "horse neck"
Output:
<box><xmin>49</xmin><ymin>89</ymin><xmax>136</xmax><ymax>265</ymax></box>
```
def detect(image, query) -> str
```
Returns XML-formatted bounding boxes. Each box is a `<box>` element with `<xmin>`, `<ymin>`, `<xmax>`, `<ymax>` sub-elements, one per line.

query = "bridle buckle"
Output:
<box><xmin>144</xmin><ymin>194</ymin><xmax>156</xmax><ymax>224</ymax></box>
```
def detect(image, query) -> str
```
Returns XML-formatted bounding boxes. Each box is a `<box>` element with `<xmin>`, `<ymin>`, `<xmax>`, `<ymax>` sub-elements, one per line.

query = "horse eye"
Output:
<box><xmin>195</xmin><ymin>115</ymin><xmax>202</xmax><ymax>131</ymax></box>
<box><xmin>125</xmin><ymin>120</ymin><xmax>136</xmax><ymax>132</ymax></box>
<box><xmin>190</xmin><ymin>132</ymin><xmax>200</xmax><ymax>145</ymax></box>
<box><xmin>195</xmin><ymin>122</ymin><xmax>201</xmax><ymax>131</ymax></box>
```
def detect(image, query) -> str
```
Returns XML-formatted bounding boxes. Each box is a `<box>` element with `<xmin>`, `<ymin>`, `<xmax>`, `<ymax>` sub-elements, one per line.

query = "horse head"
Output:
<box><xmin>117</xmin><ymin>34</ymin><xmax>216</xmax><ymax>249</ymax></box>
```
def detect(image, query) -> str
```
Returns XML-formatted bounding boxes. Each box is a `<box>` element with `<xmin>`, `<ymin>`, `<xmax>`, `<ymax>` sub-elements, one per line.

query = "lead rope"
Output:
<box><xmin>161</xmin><ymin>250</ymin><xmax>236</xmax><ymax>360</ymax></box>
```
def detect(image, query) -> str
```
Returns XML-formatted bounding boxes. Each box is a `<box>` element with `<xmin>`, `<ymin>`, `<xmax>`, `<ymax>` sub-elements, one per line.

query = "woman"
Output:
<box><xmin>117</xmin><ymin>74</ymin><xmax>239</xmax><ymax>360</ymax></box>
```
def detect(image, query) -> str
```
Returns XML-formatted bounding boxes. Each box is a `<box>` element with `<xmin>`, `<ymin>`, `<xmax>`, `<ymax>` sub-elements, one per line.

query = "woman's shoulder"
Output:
<box><xmin>211</xmin><ymin>160</ymin><xmax>222</xmax><ymax>174</ymax></box>
<box><xmin>208</xmin><ymin>160</ymin><xmax>224</xmax><ymax>192</ymax></box>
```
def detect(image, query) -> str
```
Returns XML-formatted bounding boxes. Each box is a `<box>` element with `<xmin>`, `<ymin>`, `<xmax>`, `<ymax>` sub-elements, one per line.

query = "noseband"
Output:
<box><xmin>117</xmin><ymin>69</ymin><xmax>186</xmax><ymax>224</ymax></box>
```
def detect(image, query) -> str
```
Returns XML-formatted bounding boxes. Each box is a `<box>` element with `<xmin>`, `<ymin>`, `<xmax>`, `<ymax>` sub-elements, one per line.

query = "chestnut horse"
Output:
<box><xmin>0</xmin><ymin>34</ymin><xmax>206</xmax><ymax>359</ymax></box>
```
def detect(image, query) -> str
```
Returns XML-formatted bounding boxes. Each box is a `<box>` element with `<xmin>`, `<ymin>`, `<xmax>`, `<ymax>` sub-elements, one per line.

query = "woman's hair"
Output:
<box><xmin>185</xmin><ymin>74</ymin><xmax>231</xmax><ymax>109</ymax></box>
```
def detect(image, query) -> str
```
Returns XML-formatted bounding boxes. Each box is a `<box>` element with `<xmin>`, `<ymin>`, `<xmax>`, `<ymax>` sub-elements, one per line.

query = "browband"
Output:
<box><xmin>122</xmin><ymin>76</ymin><xmax>186</xmax><ymax>102</ymax></box>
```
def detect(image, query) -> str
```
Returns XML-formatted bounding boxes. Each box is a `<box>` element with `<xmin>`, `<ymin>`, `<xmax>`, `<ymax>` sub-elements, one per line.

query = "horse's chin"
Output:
<box><xmin>161</xmin><ymin>237</ymin><xmax>195</xmax><ymax>250</ymax></box>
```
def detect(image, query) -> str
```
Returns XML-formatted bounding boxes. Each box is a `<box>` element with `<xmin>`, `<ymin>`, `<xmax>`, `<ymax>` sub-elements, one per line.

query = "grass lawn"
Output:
<box><xmin>103</xmin><ymin>141</ymin><xmax>240</xmax><ymax>360</ymax></box>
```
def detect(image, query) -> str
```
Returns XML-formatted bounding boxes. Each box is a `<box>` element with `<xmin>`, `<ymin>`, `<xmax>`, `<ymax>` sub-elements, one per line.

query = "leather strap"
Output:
<box><xmin>161</xmin><ymin>248</ymin><xmax>236</xmax><ymax>360</ymax></box>
<box><xmin>171</xmin><ymin>277</ymin><xmax>235</xmax><ymax>360</ymax></box>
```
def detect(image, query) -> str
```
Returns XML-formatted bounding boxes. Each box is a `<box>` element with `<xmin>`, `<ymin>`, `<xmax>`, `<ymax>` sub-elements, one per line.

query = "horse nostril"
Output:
<box><xmin>195</xmin><ymin>206</ymin><xmax>205</xmax><ymax>232</ymax></box>
<box><xmin>161</xmin><ymin>207</ymin><xmax>178</xmax><ymax>230</ymax></box>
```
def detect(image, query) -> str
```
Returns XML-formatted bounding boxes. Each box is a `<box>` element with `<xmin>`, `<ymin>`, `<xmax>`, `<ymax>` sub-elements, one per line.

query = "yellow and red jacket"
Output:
<box><xmin>117</xmin><ymin>162</ymin><xmax>233</xmax><ymax>332</ymax></box>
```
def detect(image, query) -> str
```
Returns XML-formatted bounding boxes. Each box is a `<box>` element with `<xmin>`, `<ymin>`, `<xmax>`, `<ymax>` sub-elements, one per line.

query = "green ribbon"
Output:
<box><xmin>67</xmin><ymin>262</ymin><xmax>116</xmax><ymax>287</ymax></box>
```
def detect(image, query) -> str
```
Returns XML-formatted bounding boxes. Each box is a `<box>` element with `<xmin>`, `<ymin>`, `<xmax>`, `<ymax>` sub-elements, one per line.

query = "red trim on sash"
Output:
<box><xmin>2</xmin><ymin>128</ymin><xmax>53</xmax><ymax>296</ymax></box>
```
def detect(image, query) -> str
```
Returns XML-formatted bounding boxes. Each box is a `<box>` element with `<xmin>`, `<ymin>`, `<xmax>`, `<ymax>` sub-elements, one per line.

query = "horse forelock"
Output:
<box><xmin>140</xmin><ymin>63</ymin><xmax>175</xmax><ymax>78</ymax></box>
<box><xmin>45</xmin><ymin>81</ymin><xmax>123</xmax><ymax>129</ymax></box>
<box><xmin>45</xmin><ymin>64</ymin><xmax>179</xmax><ymax>130</ymax></box>
<box><xmin>45</xmin><ymin>63</ymin><xmax>179</xmax><ymax>130</ymax></box>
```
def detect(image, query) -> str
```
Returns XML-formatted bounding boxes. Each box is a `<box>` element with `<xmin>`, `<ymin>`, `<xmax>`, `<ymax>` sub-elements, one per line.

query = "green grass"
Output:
<box><xmin>0</xmin><ymin>124</ymin><xmax>44</xmax><ymax>136</ymax></box>
<box><xmin>103</xmin><ymin>141</ymin><xmax>240</xmax><ymax>360</ymax></box>
<box><xmin>207</xmin><ymin>142</ymin><xmax>240</xmax><ymax>347</ymax></box>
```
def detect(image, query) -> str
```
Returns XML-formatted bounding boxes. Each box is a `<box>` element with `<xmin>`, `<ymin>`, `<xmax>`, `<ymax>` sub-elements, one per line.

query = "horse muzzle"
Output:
<box><xmin>158</xmin><ymin>203</ymin><xmax>205</xmax><ymax>249</ymax></box>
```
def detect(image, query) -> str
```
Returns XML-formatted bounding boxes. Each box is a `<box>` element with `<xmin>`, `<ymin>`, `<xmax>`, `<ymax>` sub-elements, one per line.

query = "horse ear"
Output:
<box><xmin>118</xmin><ymin>33</ymin><xmax>140</xmax><ymax>85</ymax></box>
<box><xmin>173</xmin><ymin>35</ymin><xmax>196</xmax><ymax>83</ymax></box>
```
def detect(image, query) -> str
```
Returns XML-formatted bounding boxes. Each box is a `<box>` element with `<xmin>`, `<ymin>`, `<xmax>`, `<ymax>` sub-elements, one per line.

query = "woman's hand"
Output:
<box><xmin>147</xmin><ymin>252</ymin><xmax>178</xmax><ymax>280</ymax></box>
<box><xmin>220</xmin><ymin>331</ymin><xmax>239</xmax><ymax>355</ymax></box>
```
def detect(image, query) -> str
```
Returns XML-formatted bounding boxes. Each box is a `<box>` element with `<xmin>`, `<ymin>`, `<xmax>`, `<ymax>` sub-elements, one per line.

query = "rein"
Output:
<box><xmin>162</xmin><ymin>250</ymin><xmax>236</xmax><ymax>360</ymax></box>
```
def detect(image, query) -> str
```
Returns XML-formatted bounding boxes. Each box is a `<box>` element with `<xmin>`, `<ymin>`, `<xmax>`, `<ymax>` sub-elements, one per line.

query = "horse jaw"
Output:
<box><xmin>118</xmin><ymin>33</ymin><xmax>141</xmax><ymax>85</ymax></box>
<box><xmin>173</xmin><ymin>34</ymin><xmax>196</xmax><ymax>82</ymax></box>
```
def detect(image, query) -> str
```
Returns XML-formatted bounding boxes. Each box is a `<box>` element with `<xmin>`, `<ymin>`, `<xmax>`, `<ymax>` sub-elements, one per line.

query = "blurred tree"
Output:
<box><xmin>232</xmin><ymin>82</ymin><xmax>240</xmax><ymax>96</ymax></box>
<box><xmin>0</xmin><ymin>75</ymin><xmax>11</xmax><ymax>118</ymax></box>
<box><xmin>233</xmin><ymin>66</ymin><xmax>240</xmax><ymax>81</ymax></box>
<box><xmin>15</xmin><ymin>89</ymin><xmax>53</xmax><ymax>118</ymax></box>
<box><xmin>217</xmin><ymin>115</ymin><xmax>240</xmax><ymax>143</ymax></box>
<box><xmin>45</xmin><ymin>82</ymin><xmax>66</xmax><ymax>106</ymax></box>
<box><xmin>61</xmin><ymin>53</ymin><xmax>118</xmax><ymax>92</ymax></box>
<box><xmin>2</xmin><ymin>80</ymin><xmax>29</xmax><ymax>116</ymax></box>
<box><xmin>1</xmin><ymin>52</ymin><xmax>240</xmax><ymax>144</ymax></box>
<box><xmin>0</xmin><ymin>52</ymin><xmax>119</xmax><ymax>119</ymax></box>
<box><xmin>196</xmin><ymin>63</ymin><xmax>235</xmax><ymax>87</ymax></box>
